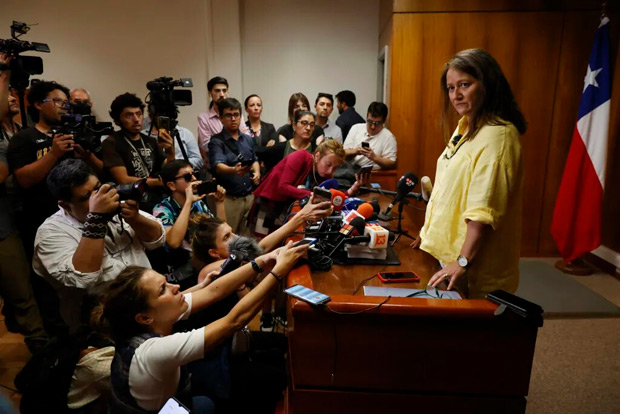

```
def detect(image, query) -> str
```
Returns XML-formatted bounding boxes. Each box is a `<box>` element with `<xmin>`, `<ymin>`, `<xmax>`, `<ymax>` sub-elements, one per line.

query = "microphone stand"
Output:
<box><xmin>391</xmin><ymin>199</ymin><xmax>416</xmax><ymax>246</ymax></box>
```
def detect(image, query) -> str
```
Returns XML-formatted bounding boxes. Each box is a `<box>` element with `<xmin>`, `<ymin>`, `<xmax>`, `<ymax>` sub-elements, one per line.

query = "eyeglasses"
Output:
<box><xmin>174</xmin><ymin>172</ymin><xmax>195</xmax><ymax>182</ymax></box>
<box><xmin>366</xmin><ymin>119</ymin><xmax>383</xmax><ymax>127</ymax></box>
<box><xmin>222</xmin><ymin>112</ymin><xmax>241</xmax><ymax>120</ymax></box>
<box><xmin>42</xmin><ymin>98</ymin><xmax>69</xmax><ymax>109</ymax></box>
<box><xmin>298</xmin><ymin>121</ymin><xmax>315</xmax><ymax>129</ymax></box>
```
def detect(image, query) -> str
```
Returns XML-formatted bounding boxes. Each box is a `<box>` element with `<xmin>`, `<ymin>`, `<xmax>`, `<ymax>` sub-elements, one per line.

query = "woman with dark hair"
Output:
<box><xmin>93</xmin><ymin>242</ymin><xmax>308</xmax><ymax>413</ymax></box>
<box><xmin>282</xmin><ymin>110</ymin><xmax>316</xmax><ymax>157</ymax></box>
<box><xmin>418</xmin><ymin>48</ymin><xmax>526</xmax><ymax>299</ymax></box>
<box><xmin>244</xmin><ymin>94</ymin><xmax>277</xmax><ymax>148</ymax></box>
<box><xmin>275</xmin><ymin>92</ymin><xmax>324</xmax><ymax>144</ymax></box>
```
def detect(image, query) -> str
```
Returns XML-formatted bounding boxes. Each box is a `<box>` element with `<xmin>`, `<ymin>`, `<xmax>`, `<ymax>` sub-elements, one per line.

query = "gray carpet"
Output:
<box><xmin>516</xmin><ymin>260</ymin><xmax>620</xmax><ymax>318</ymax></box>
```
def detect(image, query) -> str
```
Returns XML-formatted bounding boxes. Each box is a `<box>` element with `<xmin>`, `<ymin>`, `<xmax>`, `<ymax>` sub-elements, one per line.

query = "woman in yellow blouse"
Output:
<box><xmin>417</xmin><ymin>49</ymin><xmax>527</xmax><ymax>299</ymax></box>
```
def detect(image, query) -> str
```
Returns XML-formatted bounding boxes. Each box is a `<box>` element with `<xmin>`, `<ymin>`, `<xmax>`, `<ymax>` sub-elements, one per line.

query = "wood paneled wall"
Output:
<box><xmin>386</xmin><ymin>1</ymin><xmax>620</xmax><ymax>256</ymax></box>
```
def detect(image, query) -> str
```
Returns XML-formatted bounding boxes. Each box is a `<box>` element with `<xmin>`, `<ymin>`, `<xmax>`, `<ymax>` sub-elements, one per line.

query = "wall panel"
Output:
<box><xmin>390</xmin><ymin>12</ymin><xmax>563</xmax><ymax>254</ymax></box>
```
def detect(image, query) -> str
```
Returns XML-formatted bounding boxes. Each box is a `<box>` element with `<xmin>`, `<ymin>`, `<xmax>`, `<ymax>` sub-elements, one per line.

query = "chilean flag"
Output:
<box><xmin>551</xmin><ymin>17</ymin><xmax>610</xmax><ymax>262</ymax></box>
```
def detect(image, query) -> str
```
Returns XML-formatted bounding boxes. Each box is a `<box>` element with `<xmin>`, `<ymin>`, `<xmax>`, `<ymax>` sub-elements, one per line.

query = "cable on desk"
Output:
<box><xmin>324</xmin><ymin>296</ymin><xmax>391</xmax><ymax>315</ymax></box>
<box><xmin>352</xmin><ymin>274</ymin><xmax>378</xmax><ymax>295</ymax></box>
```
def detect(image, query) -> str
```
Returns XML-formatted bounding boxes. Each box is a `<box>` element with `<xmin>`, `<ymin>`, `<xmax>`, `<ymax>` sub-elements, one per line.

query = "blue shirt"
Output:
<box><xmin>208</xmin><ymin>130</ymin><xmax>256</xmax><ymax>196</ymax></box>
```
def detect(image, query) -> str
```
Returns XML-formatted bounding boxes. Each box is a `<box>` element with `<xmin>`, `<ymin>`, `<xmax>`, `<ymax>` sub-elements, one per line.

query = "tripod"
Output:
<box><xmin>390</xmin><ymin>198</ymin><xmax>416</xmax><ymax>246</ymax></box>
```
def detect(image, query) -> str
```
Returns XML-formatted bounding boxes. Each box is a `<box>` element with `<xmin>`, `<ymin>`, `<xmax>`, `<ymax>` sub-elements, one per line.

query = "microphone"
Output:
<box><xmin>378</xmin><ymin>172</ymin><xmax>419</xmax><ymax>220</ymax></box>
<box><xmin>319</xmin><ymin>178</ymin><xmax>339</xmax><ymax>190</ymax></box>
<box><xmin>329</xmin><ymin>189</ymin><xmax>347</xmax><ymax>211</ymax></box>
<box><xmin>421</xmin><ymin>176</ymin><xmax>433</xmax><ymax>202</ymax></box>
<box><xmin>218</xmin><ymin>235</ymin><xmax>265</xmax><ymax>277</ymax></box>
<box><xmin>329</xmin><ymin>216</ymin><xmax>365</xmax><ymax>256</ymax></box>
<box><xmin>356</xmin><ymin>203</ymin><xmax>374</xmax><ymax>220</ymax></box>
<box><xmin>343</xmin><ymin>231</ymin><xmax>395</xmax><ymax>247</ymax></box>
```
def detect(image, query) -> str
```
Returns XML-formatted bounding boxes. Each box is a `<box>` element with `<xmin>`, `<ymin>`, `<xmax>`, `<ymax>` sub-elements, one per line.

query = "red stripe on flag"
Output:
<box><xmin>551</xmin><ymin>127</ymin><xmax>603</xmax><ymax>262</ymax></box>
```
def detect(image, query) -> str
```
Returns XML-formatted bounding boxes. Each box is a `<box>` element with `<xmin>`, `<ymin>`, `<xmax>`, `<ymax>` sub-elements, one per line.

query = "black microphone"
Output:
<box><xmin>378</xmin><ymin>172</ymin><xmax>418</xmax><ymax>220</ymax></box>
<box><xmin>343</xmin><ymin>232</ymin><xmax>396</xmax><ymax>245</ymax></box>
<box><xmin>328</xmin><ymin>217</ymin><xmax>366</xmax><ymax>256</ymax></box>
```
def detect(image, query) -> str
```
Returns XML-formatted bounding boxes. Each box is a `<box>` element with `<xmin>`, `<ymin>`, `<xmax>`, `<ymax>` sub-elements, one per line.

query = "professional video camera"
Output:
<box><xmin>145</xmin><ymin>76</ymin><xmax>192</xmax><ymax>128</ymax></box>
<box><xmin>49</xmin><ymin>114</ymin><xmax>114</xmax><ymax>153</ymax></box>
<box><xmin>0</xmin><ymin>21</ymin><xmax>50</xmax><ymax>91</ymax></box>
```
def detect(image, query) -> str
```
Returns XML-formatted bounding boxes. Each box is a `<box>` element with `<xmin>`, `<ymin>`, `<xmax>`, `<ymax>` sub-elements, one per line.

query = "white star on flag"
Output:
<box><xmin>583</xmin><ymin>64</ymin><xmax>602</xmax><ymax>92</ymax></box>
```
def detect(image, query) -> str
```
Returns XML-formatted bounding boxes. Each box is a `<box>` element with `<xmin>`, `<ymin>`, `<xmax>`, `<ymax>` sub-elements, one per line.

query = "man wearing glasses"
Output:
<box><xmin>208</xmin><ymin>98</ymin><xmax>260</xmax><ymax>235</ymax></box>
<box><xmin>34</xmin><ymin>158</ymin><xmax>165</xmax><ymax>331</ymax></box>
<box><xmin>343</xmin><ymin>101</ymin><xmax>397</xmax><ymax>170</ymax></box>
<box><xmin>8</xmin><ymin>81</ymin><xmax>102</xmax><ymax>258</ymax></box>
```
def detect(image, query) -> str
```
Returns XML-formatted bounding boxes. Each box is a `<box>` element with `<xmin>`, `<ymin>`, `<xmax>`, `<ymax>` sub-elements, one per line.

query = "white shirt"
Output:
<box><xmin>33</xmin><ymin>208</ymin><xmax>165</xmax><ymax>328</ymax></box>
<box><xmin>130</xmin><ymin>293</ymin><xmax>205</xmax><ymax>411</ymax></box>
<box><xmin>321</xmin><ymin>122</ymin><xmax>343</xmax><ymax>143</ymax></box>
<box><xmin>343</xmin><ymin>123</ymin><xmax>397</xmax><ymax>169</ymax></box>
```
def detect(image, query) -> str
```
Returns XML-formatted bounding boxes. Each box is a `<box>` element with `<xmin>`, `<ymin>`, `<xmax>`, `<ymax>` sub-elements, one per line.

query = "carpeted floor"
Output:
<box><xmin>517</xmin><ymin>259</ymin><xmax>620</xmax><ymax>317</ymax></box>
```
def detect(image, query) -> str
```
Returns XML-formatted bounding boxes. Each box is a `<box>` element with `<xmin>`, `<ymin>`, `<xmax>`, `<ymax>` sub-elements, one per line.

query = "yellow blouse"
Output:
<box><xmin>419</xmin><ymin>117</ymin><xmax>523</xmax><ymax>299</ymax></box>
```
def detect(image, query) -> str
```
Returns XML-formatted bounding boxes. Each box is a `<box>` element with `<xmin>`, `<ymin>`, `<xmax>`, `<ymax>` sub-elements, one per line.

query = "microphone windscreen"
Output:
<box><xmin>349</xmin><ymin>216</ymin><xmax>366</xmax><ymax>236</ymax></box>
<box><xmin>319</xmin><ymin>178</ymin><xmax>339</xmax><ymax>190</ymax></box>
<box><xmin>356</xmin><ymin>203</ymin><xmax>374</xmax><ymax>219</ymax></box>
<box><xmin>227</xmin><ymin>236</ymin><xmax>264</xmax><ymax>262</ymax></box>
<box><xmin>370</xmin><ymin>199</ymin><xmax>381</xmax><ymax>213</ymax></box>
<box><xmin>329</xmin><ymin>189</ymin><xmax>347</xmax><ymax>211</ymax></box>
<box><xmin>397</xmin><ymin>172</ymin><xmax>419</xmax><ymax>194</ymax></box>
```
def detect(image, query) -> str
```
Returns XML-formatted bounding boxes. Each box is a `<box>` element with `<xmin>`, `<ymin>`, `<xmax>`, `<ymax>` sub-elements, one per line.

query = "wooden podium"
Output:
<box><xmin>284</xmin><ymin>218</ymin><xmax>541</xmax><ymax>413</ymax></box>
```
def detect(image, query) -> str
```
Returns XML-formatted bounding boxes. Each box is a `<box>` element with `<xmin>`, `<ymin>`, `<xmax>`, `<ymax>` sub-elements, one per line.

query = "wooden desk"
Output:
<box><xmin>285</xmin><ymin>206</ymin><xmax>540</xmax><ymax>413</ymax></box>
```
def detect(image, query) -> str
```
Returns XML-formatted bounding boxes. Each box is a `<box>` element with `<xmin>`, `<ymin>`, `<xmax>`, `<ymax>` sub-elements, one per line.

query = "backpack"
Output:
<box><xmin>14</xmin><ymin>334</ymin><xmax>82</xmax><ymax>414</ymax></box>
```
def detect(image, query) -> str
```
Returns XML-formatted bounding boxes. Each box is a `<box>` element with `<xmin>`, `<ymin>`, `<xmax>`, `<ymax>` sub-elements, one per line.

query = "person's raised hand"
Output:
<box><xmin>89</xmin><ymin>184</ymin><xmax>120</xmax><ymax>215</ymax></box>
<box><xmin>50</xmin><ymin>133</ymin><xmax>75</xmax><ymax>159</ymax></box>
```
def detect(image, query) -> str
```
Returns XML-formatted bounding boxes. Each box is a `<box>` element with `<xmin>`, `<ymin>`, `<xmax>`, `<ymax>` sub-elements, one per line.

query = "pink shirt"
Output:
<box><xmin>197</xmin><ymin>106</ymin><xmax>250</xmax><ymax>154</ymax></box>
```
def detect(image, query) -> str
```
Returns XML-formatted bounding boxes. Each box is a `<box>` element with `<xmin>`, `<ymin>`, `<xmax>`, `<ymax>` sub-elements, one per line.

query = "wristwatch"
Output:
<box><xmin>457</xmin><ymin>255</ymin><xmax>471</xmax><ymax>268</ymax></box>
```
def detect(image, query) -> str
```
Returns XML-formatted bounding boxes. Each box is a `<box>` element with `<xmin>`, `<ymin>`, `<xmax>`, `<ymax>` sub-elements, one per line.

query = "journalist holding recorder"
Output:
<box><xmin>415</xmin><ymin>49</ymin><xmax>526</xmax><ymax>299</ymax></box>
<box><xmin>33</xmin><ymin>159</ymin><xmax>165</xmax><ymax>331</ymax></box>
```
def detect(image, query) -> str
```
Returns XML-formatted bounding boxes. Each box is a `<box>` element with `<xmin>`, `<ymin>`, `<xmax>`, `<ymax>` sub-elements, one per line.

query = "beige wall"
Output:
<box><xmin>1</xmin><ymin>0</ymin><xmax>381</xmax><ymax>134</ymax></box>
<box><xmin>239</xmin><ymin>0</ymin><xmax>381</xmax><ymax>127</ymax></box>
<box><xmin>1</xmin><ymin>0</ymin><xmax>210</xmax><ymax>130</ymax></box>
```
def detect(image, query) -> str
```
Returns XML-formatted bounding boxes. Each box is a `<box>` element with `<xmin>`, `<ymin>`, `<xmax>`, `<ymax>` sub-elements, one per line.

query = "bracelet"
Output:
<box><xmin>82</xmin><ymin>212</ymin><xmax>110</xmax><ymax>239</ymax></box>
<box><xmin>250</xmin><ymin>259</ymin><xmax>264</xmax><ymax>274</ymax></box>
<box><xmin>269</xmin><ymin>271</ymin><xmax>283</xmax><ymax>283</ymax></box>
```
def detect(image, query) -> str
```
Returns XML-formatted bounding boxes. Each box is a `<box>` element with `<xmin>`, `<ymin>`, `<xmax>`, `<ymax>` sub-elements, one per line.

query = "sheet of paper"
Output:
<box><xmin>363</xmin><ymin>286</ymin><xmax>462</xmax><ymax>300</ymax></box>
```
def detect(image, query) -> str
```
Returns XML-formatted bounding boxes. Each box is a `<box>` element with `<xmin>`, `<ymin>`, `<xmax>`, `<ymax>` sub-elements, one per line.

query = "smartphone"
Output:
<box><xmin>157</xmin><ymin>116</ymin><xmax>171</xmax><ymax>131</ymax></box>
<box><xmin>358</xmin><ymin>165</ymin><xmax>373</xmax><ymax>175</ymax></box>
<box><xmin>377</xmin><ymin>271</ymin><xmax>421</xmax><ymax>283</ymax></box>
<box><xmin>370</xmin><ymin>182</ymin><xmax>381</xmax><ymax>189</ymax></box>
<box><xmin>361</xmin><ymin>141</ymin><xmax>370</xmax><ymax>149</ymax></box>
<box><xmin>158</xmin><ymin>397</ymin><xmax>190</xmax><ymax>414</ymax></box>
<box><xmin>240</xmin><ymin>159</ymin><xmax>254</xmax><ymax>167</ymax></box>
<box><xmin>195</xmin><ymin>181</ymin><xmax>218</xmax><ymax>196</ymax></box>
<box><xmin>313</xmin><ymin>186</ymin><xmax>332</xmax><ymax>203</ymax></box>
<box><xmin>284</xmin><ymin>284</ymin><xmax>331</xmax><ymax>306</ymax></box>
<box><xmin>294</xmin><ymin>237</ymin><xmax>317</xmax><ymax>247</ymax></box>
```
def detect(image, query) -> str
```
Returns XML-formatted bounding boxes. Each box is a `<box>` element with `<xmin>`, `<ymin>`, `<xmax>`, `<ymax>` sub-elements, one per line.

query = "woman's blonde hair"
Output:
<box><xmin>315</xmin><ymin>139</ymin><xmax>345</xmax><ymax>161</ymax></box>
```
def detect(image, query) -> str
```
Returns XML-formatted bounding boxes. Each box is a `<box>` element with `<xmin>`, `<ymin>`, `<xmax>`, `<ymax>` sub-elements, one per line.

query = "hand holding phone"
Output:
<box><xmin>312</xmin><ymin>186</ymin><xmax>332</xmax><ymax>203</ymax></box>
<box><xmin>361</xmin><ymin>141</ymin><xmax>370</xmax><ymax>149</ymax></box>
<box><xmin>293</xmin><ymin>237</ymin><xmax>317</xmax><ymax>247</ymax></box>
<box><xmin>195</xmin><ymin>181</ymin><xmax>218</xmax><ymax>196</ymax></box>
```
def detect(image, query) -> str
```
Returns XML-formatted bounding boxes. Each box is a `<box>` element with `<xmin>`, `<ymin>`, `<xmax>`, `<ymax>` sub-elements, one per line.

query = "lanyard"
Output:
<box><xmin>123</xmin><ymin>134</ymin><xmax>150</xmax><ymax>176</ymax></box>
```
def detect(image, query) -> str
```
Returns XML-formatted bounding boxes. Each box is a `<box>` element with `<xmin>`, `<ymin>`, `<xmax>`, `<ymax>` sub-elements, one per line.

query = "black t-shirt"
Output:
<box><xmin>102</xmin><ymin>131</ymin><xmax>166</xmax><ymax>179</ymax></box>
<box><xmin>7</xmin><ymin>127</ymin><xmax>61</xmax><ymax>232</ymax></box>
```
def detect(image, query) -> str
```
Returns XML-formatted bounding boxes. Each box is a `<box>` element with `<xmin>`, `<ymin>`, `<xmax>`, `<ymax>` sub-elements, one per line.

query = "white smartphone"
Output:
<box><xmin>158</xmin><ymin>398</ymin><xmax>190</xmax><ymax>414</ymax></box>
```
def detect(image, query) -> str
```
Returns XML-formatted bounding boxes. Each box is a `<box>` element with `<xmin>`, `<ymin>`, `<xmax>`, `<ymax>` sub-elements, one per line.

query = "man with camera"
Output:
<box><xmin>102</xmin><ymin>93</ymin><xmax>175</xmax><ymax>211</ymax></box>
<box><xmin>153</xmin><ymin>159</ymin><xmax>226</xmax><ymax>287</ymax></box>
<box><xmin>33</xmin><ymin>158</ymin><xmax>165</xmax><ymax>331</ymax></box>
<box><xmin>8</xmin><ymin>80</ymin><xmax>103</xmax><ymax>256</ymax></box>
<box><xmin>208</xmin><ymin>98</ymin><xmax>260</xmax><ymax>235</ymax></box>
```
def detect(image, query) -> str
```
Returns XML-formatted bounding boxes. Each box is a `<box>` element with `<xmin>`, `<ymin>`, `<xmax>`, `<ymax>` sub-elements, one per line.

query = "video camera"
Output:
<box><xmin>49</xmin><ymin>114</ymin><xmax>114</xmax><ymax>153</ymax></box>
<box><xmin>145</xmin><ymin>76</ymin><xmax>193</xmax><ymax>130</ymax></box>
<box><xmin>0</xmin><ymin>21</ymin><xmax>50</xmax><ymax>91</ymax></box>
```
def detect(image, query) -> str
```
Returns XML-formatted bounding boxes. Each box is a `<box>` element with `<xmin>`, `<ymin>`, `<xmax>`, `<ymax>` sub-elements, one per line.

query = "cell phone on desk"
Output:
<box><xmin>158</xmin><ymin>397</ymin><xmax>190</xmax><ymax>414</ymax></box>
<box><xmin>284</xmin><ymin>284</ymin><xmax>331</xmax><ymax>306</ymax></box>
<box><xmin>377</xmin><ymin>271</ymin><xmax>421</xmax><ymax>283</ymax></box>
